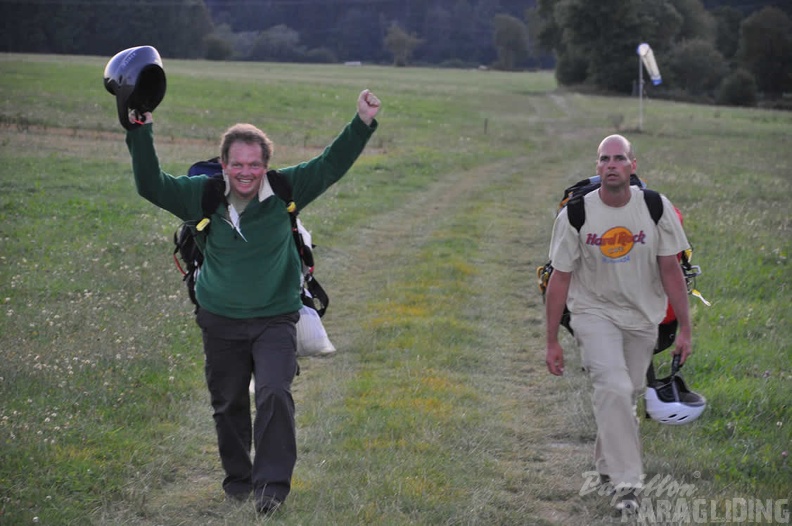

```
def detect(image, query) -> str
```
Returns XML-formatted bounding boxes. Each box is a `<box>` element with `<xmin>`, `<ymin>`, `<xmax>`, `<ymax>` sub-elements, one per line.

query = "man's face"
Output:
<box><xmin>596</xmin><ymin>139</ymin><xmax>636</xmax><ymax>190</ymax></box>
<box><xmin>223</xmin><ymin>141</ymin><xmax>267</xmax><ymax>200</ymax></box>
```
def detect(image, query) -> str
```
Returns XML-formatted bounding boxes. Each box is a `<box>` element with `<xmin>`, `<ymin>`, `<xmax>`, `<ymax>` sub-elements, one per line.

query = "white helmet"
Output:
<box><xmin>645</xmin><ymin>358</ymin><xmax>706</xmax><ymax>425</ymax></box>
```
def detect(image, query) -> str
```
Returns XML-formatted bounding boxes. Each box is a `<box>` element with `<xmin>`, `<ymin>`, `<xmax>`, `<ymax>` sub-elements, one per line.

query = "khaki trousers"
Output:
<box><xmin>570</xmin><ymin>312</ymin><xmax>656</xmax><ymax>487</ymax></box>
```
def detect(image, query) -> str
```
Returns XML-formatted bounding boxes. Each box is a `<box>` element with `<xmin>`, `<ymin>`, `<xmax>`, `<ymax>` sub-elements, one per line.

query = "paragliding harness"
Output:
<box><xmin>173</xmin><ymin>157</ymin><xmax>329</xmax><ymax>317</ymax></box>
<box><xmin>536</xmin><ymin>174</ymin><xmax>711</xmax><ymax>385</ymax></box>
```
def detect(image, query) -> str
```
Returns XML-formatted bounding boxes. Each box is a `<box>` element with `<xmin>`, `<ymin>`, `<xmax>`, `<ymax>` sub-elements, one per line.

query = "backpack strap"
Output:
<box><xmin>266</xmin><ymin>170</ymin><xmax>315</xmax><ymax>268</ymax></box>
<box><xmin>567</xmin><ymin>187</ymin><xmax>663</xmax><ymax>232</ymax></box>
<box><xmin>201</xmin><ymin>176</ymin><xmax>226</xmax><ymax>220</ymax></box>
<box><xmin>186</xmin><ymin>157</ymin><xmax>225</xmax><ymax>233</ymax></box>
<box><xmin>641</xmin><ymin>188</ymin><xmax>664</xmax><ymax>225</ymax></box>
<box><xmin>566</xmin><ymin>196</ymin><xmax>586</xmax><ymax>232</ymax></box>
<box><xmin>266</xmin><ymin>169</ymin><xmax>294</xmax><ymax>208</ymax></box>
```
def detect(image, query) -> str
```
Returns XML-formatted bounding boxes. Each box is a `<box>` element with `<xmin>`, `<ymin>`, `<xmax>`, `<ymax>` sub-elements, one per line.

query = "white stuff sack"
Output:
<box><xmin>294</xmin><ymin>219</ymin><xmax>333</xmax><ymax>355</ymax></box>
<box><xmin>296</xmin><ymin>304</ymin><xmax>336</xmax><ymax>357</ymax></box>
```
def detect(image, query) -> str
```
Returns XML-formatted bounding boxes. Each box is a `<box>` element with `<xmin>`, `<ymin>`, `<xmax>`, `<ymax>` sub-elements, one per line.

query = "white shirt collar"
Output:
<box><xmin>258</xmin><ymin>174</ymin><xmax>274</xmax><ymax>202</ymax></box>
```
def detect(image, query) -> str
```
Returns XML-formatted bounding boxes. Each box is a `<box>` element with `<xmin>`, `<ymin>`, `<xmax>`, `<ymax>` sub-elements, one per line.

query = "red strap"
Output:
<box><xmin>173</xmin><ymin>253</ymin><xmax>187</xmax><ymax>276</ymax></box>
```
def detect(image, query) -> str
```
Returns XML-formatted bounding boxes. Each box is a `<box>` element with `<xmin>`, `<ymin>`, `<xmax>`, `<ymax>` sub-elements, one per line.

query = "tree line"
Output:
<box><xmin>537</xmin><ymin>0</ymin><xmax>792</xmax><ymax>107</ymax></box>
<box><xmin>1</xmin><ymin>0</ymin><xmax>790</xmax><ymax>107</ymax></box>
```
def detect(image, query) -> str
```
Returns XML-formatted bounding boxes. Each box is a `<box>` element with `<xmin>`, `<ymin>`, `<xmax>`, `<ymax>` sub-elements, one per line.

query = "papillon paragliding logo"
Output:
<box><xmin>586</xmin><ymin>227</ymin><xmax>647</xmax><ymax>260</ymax></box>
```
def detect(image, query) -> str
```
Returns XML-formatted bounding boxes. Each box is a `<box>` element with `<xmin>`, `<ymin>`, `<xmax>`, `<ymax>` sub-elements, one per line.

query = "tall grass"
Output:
<box><xmin>0</xmin><ymin>54</ymin><xmax>789</xmax><ymax>525</ymax></box>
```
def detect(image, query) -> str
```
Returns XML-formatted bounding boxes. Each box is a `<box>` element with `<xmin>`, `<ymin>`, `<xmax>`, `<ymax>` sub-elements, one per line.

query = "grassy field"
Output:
<box><xmin>0</xmin><ymin>54</ymin><xmax>789</xmax><ymax>525</ymax></box>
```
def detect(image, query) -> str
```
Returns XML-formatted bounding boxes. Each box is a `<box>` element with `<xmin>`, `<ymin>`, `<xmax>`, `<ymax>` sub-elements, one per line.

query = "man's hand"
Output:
<box><xmin>672</xmin><ymin>327</ymin><xmax>692</xmax><ymax>365</ymax></box>
<box><xmin>357</xmin><ymin>89</ymin><xmax>380</xmax><ymax>126</ymax></box>
<box><xmin>129</xmin><ymin>110</ymin><xmax>153</xmax><ymax>126</ymax></box>
<box><xmin>546</xmin><ymin>341</ymin><xmax>565</xmax><ymax>376</ymax></box>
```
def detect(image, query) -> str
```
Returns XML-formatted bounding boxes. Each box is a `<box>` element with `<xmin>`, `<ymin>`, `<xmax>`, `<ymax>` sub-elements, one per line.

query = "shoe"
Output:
<box><xmin>615</xmin><ymin>489</ymin><xmax>641</xmax><ymax>514</ymax></box>
<box><xmin>255</xmin><ymin>495</ymin><xmax>283</xmax><ymax>515</ymax></box>
<box><xmin>599</xmin><ymin>473</ymin><xmax>616</xmax><ymax>496</ymax></box>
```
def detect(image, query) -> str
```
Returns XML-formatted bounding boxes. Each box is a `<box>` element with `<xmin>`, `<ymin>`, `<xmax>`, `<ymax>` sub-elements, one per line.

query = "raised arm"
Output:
<box><xmin>125</xmin><ymin>111</ymin><xmax>202</xmax><ymax>220</ymax></box>
<box><xmin>283</xmin><ymin>91</ymin><xmax>381</xmax><ymax>207</ymax></box>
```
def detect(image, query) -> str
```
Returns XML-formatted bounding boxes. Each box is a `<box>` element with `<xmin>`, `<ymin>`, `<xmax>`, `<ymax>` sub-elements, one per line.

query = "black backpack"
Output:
<box><xmin>536</xmin><ymin>174</ymin><xmax>702</xmax><ymax>353</ymax></box>
<box><xmin>173</xmin><ymin>158</ymin><xmax>329</xmax><ymax>316</ymax></box>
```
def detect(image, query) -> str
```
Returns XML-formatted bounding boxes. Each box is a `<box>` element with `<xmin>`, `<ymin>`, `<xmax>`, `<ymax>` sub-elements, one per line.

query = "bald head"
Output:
<box><xmin>597</xmin><ymin>134</ymin><xmax>635</xmax><ymax>161</ymax></box>
<box><xmin>595</xmin><ymin>134</ymin><xmax>638</xmax><ymax>197</ymax></box>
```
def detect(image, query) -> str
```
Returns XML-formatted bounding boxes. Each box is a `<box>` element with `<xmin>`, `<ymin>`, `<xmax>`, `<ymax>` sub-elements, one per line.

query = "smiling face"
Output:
<box><xmin>219</xmin><ymin>123</ymin><xmax>274</xmax><ymax>201</ymax></box>
<box><xmin>222</xmin><ymin>141</ymin><xmax>267</xmax><ymax>200</ymax></box>
<box><xmin>596</xmin><ymin>135</ymin><xmax>636</xmax><ymax>192</ymax></box>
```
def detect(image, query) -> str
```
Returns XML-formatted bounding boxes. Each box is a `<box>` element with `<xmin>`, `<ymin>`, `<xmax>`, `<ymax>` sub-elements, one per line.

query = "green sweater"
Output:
<box><xmin>126</xmin><ymin>114</ymin><xmax>377</xmax><ymax>319</ymax></box>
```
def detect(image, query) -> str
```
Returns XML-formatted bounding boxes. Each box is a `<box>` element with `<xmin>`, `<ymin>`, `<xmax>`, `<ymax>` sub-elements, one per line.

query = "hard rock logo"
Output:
<box><xmin>585</xmin><ymin>227</ymin><xmax>647</xmax><ymax>259</ymax></box>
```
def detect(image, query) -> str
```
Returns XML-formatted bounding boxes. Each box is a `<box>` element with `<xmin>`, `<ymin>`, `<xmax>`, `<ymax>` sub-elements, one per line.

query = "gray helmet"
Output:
<box><xmin>103</xmin><ymin>45</ymin><xmax>166</xmax><ymax>130</ymax></box>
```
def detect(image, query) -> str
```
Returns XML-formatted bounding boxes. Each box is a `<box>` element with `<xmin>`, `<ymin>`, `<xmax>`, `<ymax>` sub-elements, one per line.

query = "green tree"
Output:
<box><xmin>0</xmin><ymin>0</ymin><xmax>213</xmax><ymax>58</ymax></box>
<box><xmin>449</xmin><ymin>0</ymin><xmax>481</xmax><ymax>64</ymax></box>
<box><xmin>554</xmin><ymin>46</ymin><xmax>590</xmax><ymax>85</ymax></box>
<box><xmin>716</xmin><ymin>68</ymin><xmax>758</xmax><ymax>107</ymax></box>
<box><xmin>535</xmin><ymin>0</ymin><xmax>736</xmax><ymax>96</ymax></box>
<box><xmin>667</xmin><ymin>0</ymin><xmax>716</xmax><ymax>43</ymax></box>
<box><xmin>334</xmin><ymin>8</ymin><xmax>388</xmax><ymax>63</ymax></box>
<box><xmin>249</xmin><ymin>25</ymin><xmax>303</xmax><ymax>62</ymax></box>
<box><xmin>539</xmin><ymin>0</ymin><xmax>689</xmax><ymax>92</ymax></box>
<box><xmin>492</xmin><ymin>14</ymin><xmax>529</xmax><ymax>70</ymax></box>
<box><xmin>738</xmin><ymin>6</ymin><xmax>792</xmax><ymax>98</ymax></box>
<box><xmin>204</xmin><ymin>35</ymin><xmax>233</xmax><ymax>61</ymax></box>
<box><xmin>420</xmin><ymin>5</ymin><xmax>454</xmax><ymax>63</ymax></box>
<box><xmin>557</xmin><ymin>0</ymin><xmax>643</xmax><ymax>92</ymax></box>
<box><xmin>384</xmin><ymin>23</ymin><xmax>423</xmax><ymax>67</ymax></box>
<box><xmin>303</xmin><ymin>47</ymin><xmax>338</xmax><ymax>64</ymax></box>
<box><xmin>536</xmin><ymin>0</ymin><xmax>563</xmax><ymax>54</ymax></box>
<box><xmin>666</xmin><ymin>39</ymin><xmax>728</xmax><ymax>95</ymax></box>
<box><xmin>712</xmin><ymin>6</ymin><xmax>743</xmax><ymax>61</ymax></box>
<box><xmin>633</xmin><ymin>0</ymin><xmax>683</xmax><ymax>53</ymax></box>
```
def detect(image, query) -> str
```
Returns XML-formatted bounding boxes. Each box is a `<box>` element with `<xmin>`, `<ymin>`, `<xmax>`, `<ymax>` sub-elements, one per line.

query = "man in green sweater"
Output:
<box><xmin>126</xmin><ymin>89</ymin><xmax>380</xmax><ymax>514</ymax></box>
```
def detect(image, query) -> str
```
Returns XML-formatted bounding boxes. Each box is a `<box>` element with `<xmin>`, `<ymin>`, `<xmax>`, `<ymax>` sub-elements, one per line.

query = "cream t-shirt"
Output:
<box><xmin>549</xmin><ymin>186</ymin><xmax>690</xmax><ymax>330</ymax></box>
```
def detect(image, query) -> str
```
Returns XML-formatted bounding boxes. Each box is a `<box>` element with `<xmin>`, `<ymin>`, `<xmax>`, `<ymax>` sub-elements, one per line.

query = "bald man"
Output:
<box><xmin>543</xmin><ymin>135</ymin><xmax>691</xmax><ymax>513</ymax></box>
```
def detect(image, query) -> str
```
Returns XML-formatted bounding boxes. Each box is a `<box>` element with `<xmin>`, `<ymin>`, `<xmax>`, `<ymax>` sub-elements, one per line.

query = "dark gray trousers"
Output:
<box><xmin>196</xmin><ymin>308</ymin><xmax>300</xmax><ymax>502</ymax></box>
